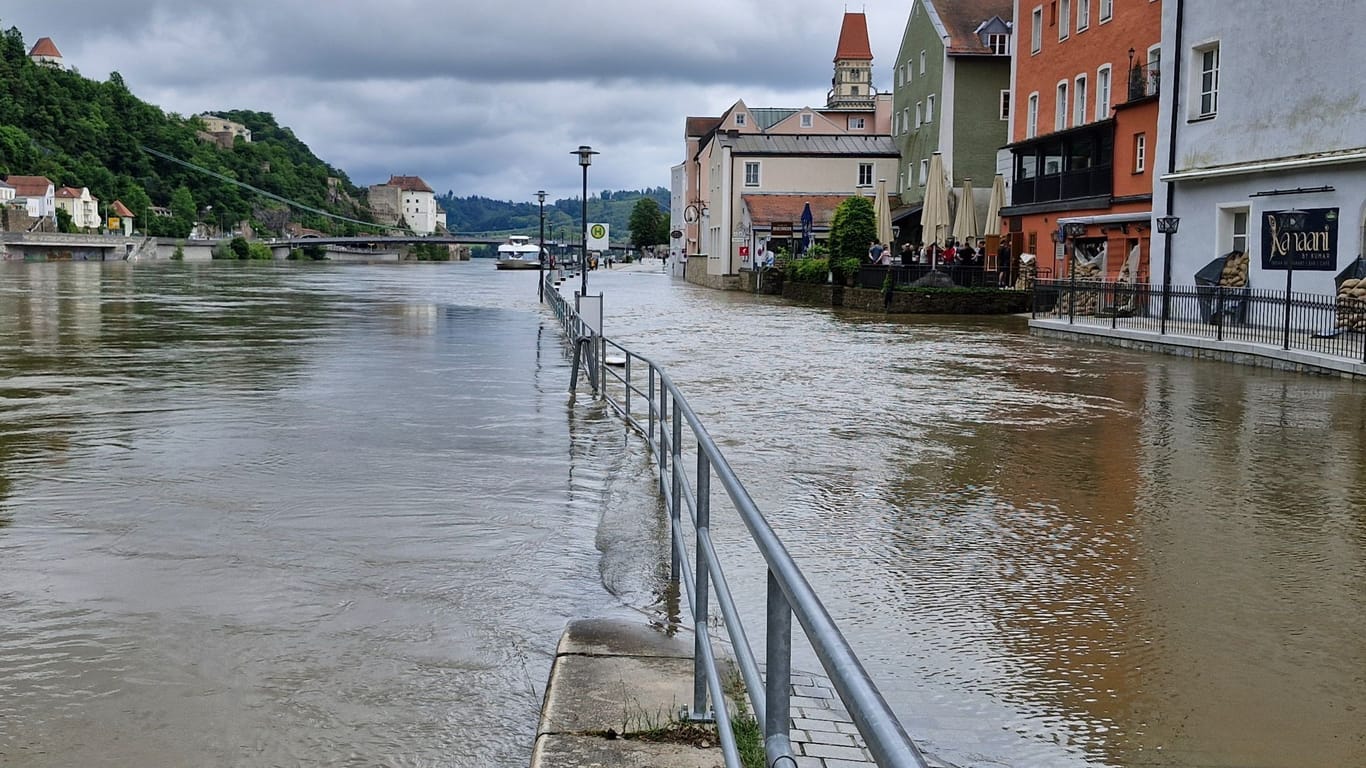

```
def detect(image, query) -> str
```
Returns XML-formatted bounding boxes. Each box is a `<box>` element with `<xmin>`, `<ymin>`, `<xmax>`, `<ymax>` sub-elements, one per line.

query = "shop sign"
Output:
<box><xmin>1261</xmin><ymin>207</ymin><xmax>1339</xmax><ymax>271</ymax></box>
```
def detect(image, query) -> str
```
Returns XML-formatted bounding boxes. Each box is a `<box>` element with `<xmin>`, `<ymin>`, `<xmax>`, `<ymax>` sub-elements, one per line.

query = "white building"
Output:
<box><xmin>55</xmin><ymin>186</ymin><xmax>101</xmax><ymax>230</ymax></box>
<box><xmin>0</xmin><ymin>180</ymin><xmax>14</xmax><ymax>203</ymax></box>
<box><xmin>4</xmin><ymin>175</ymin><xmax>56</xmax><ymax>220</ymax></box>
<box><xmin>1152</xmin><ymin>1</ymin><xmax>1366</xmax><ymax>311</ymax></box>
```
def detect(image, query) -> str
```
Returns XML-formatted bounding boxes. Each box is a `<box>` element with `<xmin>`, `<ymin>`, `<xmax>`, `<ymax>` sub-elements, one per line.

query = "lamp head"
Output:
<box><xmin>1064</xmin><ymin>222</ymin><xmax>1087</xmax><ymax>238</ymax></box>
<box><xmin>536</xmin><ymin>190</ymin><xmax>546</xmax><ymax>203</ymax></box>
<box><xmin>1155</xmin><ymin>216</ymin><xmax>1181</xmax><ymax>235</ymax></box>
<box><xmin>573</xmin><ymin>145</ymin><xmax>598</xmax><ymax>167</ymax></box>
<box><xmin>1275</xmin><ymin>209</ymin><xmax>1308</xmax><ymax>233</ymax></box>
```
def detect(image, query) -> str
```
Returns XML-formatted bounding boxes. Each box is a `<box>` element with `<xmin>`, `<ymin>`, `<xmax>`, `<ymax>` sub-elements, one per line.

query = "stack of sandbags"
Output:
<box><xmin>1014</xmin><ymin>259</ymin><xmax>1037</xmax><ymax>291</ymax></box>
<box><xmin>1336</xmin><ymin>278</ymin><xmax>1366</xmax><ymax>330</ymax></box>
<box><xmin>1220</xmin><ymin>251</ymin><xmax>1250</xmax><ymax>287</ymax></box>
<box><xmin>1066</xmin><ymin>258</ymin><xmax>1105</xmax><ymax>315</ymax></box>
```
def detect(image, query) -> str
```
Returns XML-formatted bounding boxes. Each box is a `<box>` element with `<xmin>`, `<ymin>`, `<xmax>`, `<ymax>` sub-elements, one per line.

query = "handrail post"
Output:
<box><xmin>670</xmin><ymin>401</ymin><xmax>683</xmax><ymax>582</ymax></box>
<box><xmin>691</xmin><ymin>450</ymin><xmax>712</xmax><ymax>720</ymax></box>
<box><xmin>647</xmin><ymin>367</ymin><xmax>655</xmax><ymax>452</ymax></box>
<box><xmin>764</xmin><ymin>571</ymin><xmax>795</xmax><ymax>764</ymax></box>
<box><xmin>624</xmin><ymin>355</ymin><xmax>632</xmax><ymax>419</ymax></box>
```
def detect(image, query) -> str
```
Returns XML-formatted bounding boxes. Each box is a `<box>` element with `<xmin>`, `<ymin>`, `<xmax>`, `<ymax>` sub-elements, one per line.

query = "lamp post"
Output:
<box><xmin>572</xmin><ymin>145</ymin><xmax>598</xmax><ymax>298</ymax></box>
<box><xmin>1275</xmin><ymin>209</ymin><xmax>1308</xmax><ymax>349</ymax></box>
<box><xmin>1064</xmin><ymin>221</ymin><xmax>1087</xmax><ymax>324</ymax></box>
<box><xmin>1155</xmin><ymin>215</ymin><xmax>1180</xmax><ymax>334</ymax></box>
<box><xmin>536</xmin><ymin>190</ymin><xmax>547</xmax><ymax>303</ymax></box>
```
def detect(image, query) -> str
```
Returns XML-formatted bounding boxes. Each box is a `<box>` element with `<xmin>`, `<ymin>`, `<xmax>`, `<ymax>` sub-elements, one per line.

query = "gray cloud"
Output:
<box><xmin>2</xmin><ymin>0</ymin><xmax>908</xmax><ymax>203</ymax></box>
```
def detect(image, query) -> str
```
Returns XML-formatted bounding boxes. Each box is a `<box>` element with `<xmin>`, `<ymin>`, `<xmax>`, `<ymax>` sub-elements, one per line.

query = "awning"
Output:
<box><xmin>891</xmin><ymin>203</ymin><xmax>923</xmax><ymax>224</ymax></box>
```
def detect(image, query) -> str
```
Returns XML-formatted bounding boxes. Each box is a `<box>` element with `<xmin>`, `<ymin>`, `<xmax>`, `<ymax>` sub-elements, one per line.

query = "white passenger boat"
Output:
<box><xmin>495</xmin><ymin>236</ymin><xmax>544</xmax><ymax>270</ymax></box>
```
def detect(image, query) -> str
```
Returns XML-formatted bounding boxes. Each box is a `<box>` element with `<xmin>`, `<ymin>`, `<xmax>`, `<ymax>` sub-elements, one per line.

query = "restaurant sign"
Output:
<box><xmin>1260</xmin><ymin>207</ymin><xmax>1339</xmax><ymax>271</ymax></box>
<box><xmin>770</xmin><ymin>221</ymin><xmax>793</xmax><ymax>237</ymax></box>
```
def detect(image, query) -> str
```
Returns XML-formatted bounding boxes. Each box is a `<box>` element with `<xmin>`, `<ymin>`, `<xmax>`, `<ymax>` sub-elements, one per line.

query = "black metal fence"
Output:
<box><xmin>856</xmin><ymin>263</ymin><xmax>1002</xmax><ymax>289</ymax></box>
<box><xmin>1033</xmin><ymin>278</ymin><xmax>1366</xmax><ymax>363</ymax></box>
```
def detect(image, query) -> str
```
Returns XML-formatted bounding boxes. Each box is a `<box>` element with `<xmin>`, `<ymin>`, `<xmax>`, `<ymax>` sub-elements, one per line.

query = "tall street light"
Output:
<box><xmin>1275</xmin><ymin>209</ymin><xmax>1308</xmax><ymax>349</ymax></box>
<box><xmin>573</xmin><ymin>145</ymin><xmax>598</xmax><ymax>297</ymax></box>
<box><xmin>537</xmin><ymin>190</ymin><xmax>547</xmax><ymax>303</ymax></box>
<box><xmin>1155</xmin><ymin>215</ymin><xmax>1180</xmax><ymax>334</ymax></box>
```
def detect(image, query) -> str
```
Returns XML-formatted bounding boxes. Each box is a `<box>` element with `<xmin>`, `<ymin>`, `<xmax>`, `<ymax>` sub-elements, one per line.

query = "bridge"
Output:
<box><xmin>0</xmin><ymin>231</ymin><xmax>636</xmax><ymax>259</ymax></box>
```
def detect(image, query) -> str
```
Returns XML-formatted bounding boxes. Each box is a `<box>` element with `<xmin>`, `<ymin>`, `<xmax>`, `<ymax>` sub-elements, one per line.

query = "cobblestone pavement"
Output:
<box><xmin>785</xmin><ymin>672</ymin><xmax>958</xmax><ymax>768</ymax></box>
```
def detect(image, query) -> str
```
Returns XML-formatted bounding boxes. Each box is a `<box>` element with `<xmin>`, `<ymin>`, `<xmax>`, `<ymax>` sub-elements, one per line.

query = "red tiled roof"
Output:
<box><xmin>686</xmin><ymin>116</ymin><xmax>722</xmax><ymax>138</ymax></box>
<box><xmin>742</xmin><ymin>194</ymin><xmax>846</xmax><ymax>227</ymax></box>
<box><xmin>833</xmin><ymin>13</ymin><xmax>873</xmax><ymax>61</ymax></box>
<box><xmin>28</xmin><ymin>37</ymin><xmax>62</xmax><ymax>58</ymax></box>
<box><xmin>4</xmin><ymin>175</ymin><xmax>54</xmax><ymax>197</ymax></box>
<box><xmin>386</xmin><ymin>175</ymin><xmax>433</xmax><ymax>193</ymax></box>
<box><xmin>56</xmin><ymin>186</ymin><xmax>83</xmax><ymax>199</ymax></box>
<box><xmin>111</xmin><ymin>200</ymin><xmax>135</xmax><ymax>217</ymax></box>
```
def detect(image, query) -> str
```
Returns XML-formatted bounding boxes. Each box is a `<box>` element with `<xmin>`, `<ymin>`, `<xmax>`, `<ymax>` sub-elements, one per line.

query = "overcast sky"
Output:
<box><xmin>3</xmin><ymin>1</ymin><xmax>912</xmax><ymax>204</ymax></box>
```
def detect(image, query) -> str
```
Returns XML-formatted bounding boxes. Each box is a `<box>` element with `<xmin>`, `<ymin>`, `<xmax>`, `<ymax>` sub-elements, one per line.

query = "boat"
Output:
<box><xmin>495</xmin><ymin>236</ymin><xmax>544</xmax><ymax>270</ymax></box>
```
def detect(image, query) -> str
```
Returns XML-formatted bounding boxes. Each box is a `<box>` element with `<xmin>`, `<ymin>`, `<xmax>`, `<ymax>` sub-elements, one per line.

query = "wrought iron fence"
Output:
<box><xmin>543</xmin><ymin>273</ymin><xmax>930</xmax><ymax>768</ymax></box>
<box><xmin>1033</xmin><ymin>278</ymin><xmax>1366</xmax><ymax>363</ymax></box>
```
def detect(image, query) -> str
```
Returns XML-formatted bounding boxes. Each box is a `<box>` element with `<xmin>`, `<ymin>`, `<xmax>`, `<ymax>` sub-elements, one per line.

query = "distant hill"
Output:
<box><xmin>437</xmin><ymin>187</ymin><xmax>670</xmax><ymax>244</ymax></box>
<box><xmin>0</xmin><ymin>22</ymin><xmax>371</xmax><ymax>237</ymax></box>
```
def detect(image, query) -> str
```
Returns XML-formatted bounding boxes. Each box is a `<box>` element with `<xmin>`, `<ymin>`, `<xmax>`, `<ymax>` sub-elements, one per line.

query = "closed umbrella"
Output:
<box><xmin>985</xmin><ymin>174</ymin><xmax>1006</xmax><ymax>237</ymax></box>
<box><xmin>799</xmin><ymin>202</ymin><xmax>813</xmax><ymax>255</ymax></box>
<box><xmin>952</xmin><ymin>177</ymin><xmax>978</xmax><ymax>244</ymax></box>
<box><xmin>921</xmin><ymin>152</ymin><xmax>951</xmax><ymax>253</ymax></box>
<box><xmin>874</xmin><ymin>178</ymin><xmax>894</xmax><ymax>248</ymax></box>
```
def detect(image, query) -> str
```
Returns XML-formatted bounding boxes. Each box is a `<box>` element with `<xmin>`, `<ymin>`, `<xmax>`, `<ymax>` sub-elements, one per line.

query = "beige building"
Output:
<box><xmin>680</xmin><ymin>11</ymin><xmax>895</xmax><ymax>277</ymax></box>
<box><xmin>55</xmin><ymin>186</ymin><xmax>101</xmax><ymax>230</ymax></box>
<box><xmin>196</xmin><ymin>115</ymin><xmax>252</xmax><ymax>143</ymax></box>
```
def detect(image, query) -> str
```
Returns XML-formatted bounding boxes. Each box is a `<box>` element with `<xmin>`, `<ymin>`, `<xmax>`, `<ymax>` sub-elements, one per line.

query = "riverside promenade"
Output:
<box><xmin>531</xmin><ymin>618</ymin><xmax>956</xmax><ymax>768</ymax></box>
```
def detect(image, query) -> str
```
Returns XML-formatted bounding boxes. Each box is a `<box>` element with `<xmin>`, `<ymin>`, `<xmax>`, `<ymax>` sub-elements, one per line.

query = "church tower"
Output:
<box><xmin>828</xmin><ymin>12</ymin><xmax>875</xmax><ymax>109</ymax></box>
<box><xmin>28</xmin><ymin>37</ymin><xmax>64</xmax><ymax>69</ymax></box>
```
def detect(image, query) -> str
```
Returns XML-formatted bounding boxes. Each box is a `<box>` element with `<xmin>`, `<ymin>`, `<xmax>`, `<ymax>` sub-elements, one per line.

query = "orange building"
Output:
<box><xmin>1000</xmin><ymin>0</ymin><xmax>1161</xmax><ymax>283</ymax></box>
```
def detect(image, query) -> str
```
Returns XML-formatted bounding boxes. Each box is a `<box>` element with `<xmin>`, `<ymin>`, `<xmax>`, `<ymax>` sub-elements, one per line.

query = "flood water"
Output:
<box><xmin>0</xmin><ymin>261</ymin><xmax>1362</xmax><ymax>768</ymax></box>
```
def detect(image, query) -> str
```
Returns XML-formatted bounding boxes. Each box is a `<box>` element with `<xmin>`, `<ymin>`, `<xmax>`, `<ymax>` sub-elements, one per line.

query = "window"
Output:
<box><xmin>1056</xmin><ymin>81</ymin><xmax>1069</xmax><ymax>130</ymax></box>
<box><xmin>1074</xmin><ymin>75</ymin><xmax>1088</xmax><ymax>127</ymax></box>
<box><xmin>801</xmin><ymin>113</ymin><xmax>813</xmax><ymax>128</ymax></box>
<box><xmin>906</xmin><ymin>59</ymin><xmax>913</xmax><ymax>83</ymax></box>
<box><xmin>852</xmin><ymin>85</ymin><xmax>860</xmax><ymax>96</ymax></box>
<box><xmin>926</xmin><ymin>94</ymin><xmax>936</xmax><ymax>123</ymax></box>
<box><xmin>858</xmin><ymin>163</ymin><xmax>874</xmax><ymax>187</ymax></box>
<box><xmin>735</xmin><ymin>113</ymin><xmax>746</xmax><ymax>126</ymax></box>
<box><xmin>916</xmin><ymin>102</ymin><xmax>923</xmax><ymax>127</ymax></box>
<box><xmin>1133</xmin><ymin>133</ymin><xmax>1146</xmax><ymax>172</ymax></box>
<box><xmin>919</xmin><ymin>159</ymin><xmax>929</xmax><ymax>185</ymax></box>
<box><xmin>1026</xmin><ymin>92</ymin><xmax>1039</xmax><ymax>138</ymax></box>
<box><xmin>744</xmin><ymin>162</ymin><xmax>760</xmax><ymax>186</ymax></box>
<box><xmin>848</xmin><ymin>116</ymin><xmax>865</xmax><ymax>130</ymax></box>
<box><xmin>1096</xmin><ymin>65</ymin><xmax>1111</xmax><ymax>121</ymax></box>
<box><xmin>920</xmin><ymin>50</ymin><xmax>926</xmax><ymax>74</ymax></box>
<box><xmin>897</xmin><ymin>66</ymin><xmax>904</xmax><ymax>86</ymax></box>
<box><xmin>902</xmin><ymin>107</ymin><xmax>910</xmax><ymax>132</ymax></box>
<box><xmin>1198</xmin><ymin>44</ymin><xmax>1220</xmax><ymax>117</ymax></box>
<box><xmin>1059</xmin><ymin>0</ymin><xmax>1071</xmax><ymax>39</ymax></box>
<box><xmin>1232</xmin><ymin>209</ymin><xmax>1249</xmax><ymax>254</ymax></box>
<box><xmin>1031</xmin><ymin>6</ymin><xmax>1043</xmax><ymax>53</ymax></box>
<box><xmin>1099</xmin><ymin>0</ymin><xmax>1112</xmax><ymax>21</ymax></box>
<box><xmin>1077</xmin><ymin>0</ymin><xmax>1090</xmax><ymax>30</ymax></box>
<box><xmin>988</xmin><ymin>34</ymin><xmax>1010</xmax><ymax>55</ymax></box>
<box><xmin>1000</xmin><ymin>90</ymin><xmax>1011</xmax><ymax>121</ymax></box>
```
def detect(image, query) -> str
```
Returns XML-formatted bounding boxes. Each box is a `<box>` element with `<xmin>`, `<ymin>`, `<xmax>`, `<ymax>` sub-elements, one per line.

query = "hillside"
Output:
<box><xmin>0</xmin><ymin>23</ymin><xmax>371</xmax><ymax>237</ymax></box>
<box><xmin>437</xmin><ymin>187</ymin><xmax>670</xmax><ymax>243</ymax></box>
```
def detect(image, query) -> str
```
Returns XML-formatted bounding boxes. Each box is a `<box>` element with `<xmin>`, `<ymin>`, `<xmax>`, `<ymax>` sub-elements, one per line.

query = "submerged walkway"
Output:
<box><xmin>1031</xmin><ymin>316</ymin><xmax>1366</xmax><ymax>379</ymax></box>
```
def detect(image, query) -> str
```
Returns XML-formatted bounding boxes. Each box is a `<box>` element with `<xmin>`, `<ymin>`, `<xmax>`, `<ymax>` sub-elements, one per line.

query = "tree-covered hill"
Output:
<box><xmin>437</xmin><ymin>187</ymin><xmax>670</xmax><ymax>244</ymax></box>
<box><xmin>0</xmin><ymin>23</ymin><xmax>371</xmax><ymax>237</ymax></box>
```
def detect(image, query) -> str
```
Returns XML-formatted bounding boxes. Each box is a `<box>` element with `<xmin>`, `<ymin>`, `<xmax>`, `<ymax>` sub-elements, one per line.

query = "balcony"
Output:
<box><xmin>1127</xmin><ymin>61</ymin><xmax>1160</xmax><ymax>102</ymax></box>
<box><xmin>1008</xmin><ymin>121</ymin><xmax>1115</xmax><ymax>207</ymax></box>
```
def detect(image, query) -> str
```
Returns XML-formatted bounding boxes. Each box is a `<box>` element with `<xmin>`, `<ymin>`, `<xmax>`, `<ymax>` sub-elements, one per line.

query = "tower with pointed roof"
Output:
<box><xmin>28</xmin><ymin>37</ymin><xmax>64</xmax><ymax>69</ymax></box>
<box><xmin>828</xmin><ymin>12</ymin><xmax>875</xmax><ymax>110</ymax></box>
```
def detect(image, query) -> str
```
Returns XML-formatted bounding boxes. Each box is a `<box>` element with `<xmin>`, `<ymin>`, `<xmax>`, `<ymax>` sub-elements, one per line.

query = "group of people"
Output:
<box><xmin>882</xmin><ymin>238</ymin><xmax>988</xmax><ymax>266</ymax></box>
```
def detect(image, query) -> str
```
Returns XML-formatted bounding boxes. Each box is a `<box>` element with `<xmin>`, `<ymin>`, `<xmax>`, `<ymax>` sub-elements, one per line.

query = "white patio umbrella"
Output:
<box><xmin>921</xmin><ymin>152</ymin><xmax>951</xmax><ymax>253</ymax></box>
<box><xmin>952</xmin><ymin>177</ymin><xmax>978</xmax><ymax>244</ymax></box>
<box><xmin>874</xmin><ymin>178</ymin><xmax>894</xmax><ymax>248</ymax></box>
<box><xmin>985</xmin><ymin>174</ymin><xmax>1006</xmax><ymax>237</ymax></box>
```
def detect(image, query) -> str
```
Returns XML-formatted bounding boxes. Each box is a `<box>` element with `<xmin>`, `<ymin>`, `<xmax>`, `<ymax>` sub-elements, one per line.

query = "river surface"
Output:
<box><xmin>0</xmin><ymin>261</ymin><xmax>1361</xmax><ymax>768</ymax></box>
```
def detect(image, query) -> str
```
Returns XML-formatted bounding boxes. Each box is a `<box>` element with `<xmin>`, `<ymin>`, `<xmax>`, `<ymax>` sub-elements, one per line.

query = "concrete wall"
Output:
<box><xmin>684</xmin><ymin>255</ymin><xmax>742</xmax><ymax>290</ymax></box>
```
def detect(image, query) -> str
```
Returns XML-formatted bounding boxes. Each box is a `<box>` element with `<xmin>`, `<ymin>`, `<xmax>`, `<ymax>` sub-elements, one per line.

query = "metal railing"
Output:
<box><xmin>543</xmin><ymin>273</ymin><xmax>929</xmax><ymax>768</ymax></box>
<box><xmin>1127</xmin><ymin>61</ymin><xmax>1161</xmax><ymax>101</ymax></box>
<box><xmin>1033</xmin><ymin>278</ymin><xmax>1366</xmax><ymax>363</ymax></box>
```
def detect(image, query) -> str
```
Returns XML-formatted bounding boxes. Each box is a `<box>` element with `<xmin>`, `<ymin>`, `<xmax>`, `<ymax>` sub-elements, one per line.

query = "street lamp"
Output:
<box><xmin>1064</xmin><ymin>221</ymin><xmax>1087</xmax><ymax>324</ymax></box>
<box><xmin>1155</xmin><ymin>215</ymin><xmax>1180</xmax><ymax>334</ymax></box>
<box><xmin>572</xmin><ymin>145</ymin><xmax>598</xmax><ymax>298</ymax></box>
<box><xmin>536</xmin><ymin>190</ymin><xmax>547</xmax><ymax>303</ymax></box>
<box><xmin>1275</xmin><ymin>209</ymin><xmax>1308</xmax><ymax>349</ymax></box>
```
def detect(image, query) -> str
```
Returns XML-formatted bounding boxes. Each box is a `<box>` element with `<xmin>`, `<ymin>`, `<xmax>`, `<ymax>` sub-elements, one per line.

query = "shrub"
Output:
<box><xmin>171</xmin><ymin>242</ymin><xmax>185</xmax><ymax>261</ymax></box>
<box><xmin>247</xmin><ymin>242</ymin><xmax>273</xmax><ymax>260</ymax></box>
<box><xmin>211</xmin><ymin>242</ymin><xmax>233</xmax><ymax>260</ymax></box>
<box><xmin>829</xmin><ymin>256</ymin><xmax>863</xmax><ymax>286</ymax></box>
<box><xmin>785</xmin><ymin>257</ymin><xmax>829</xmax><ymax>284</ymax></box>
<box><xmin>827</xmin><ymin>196</ymin><xmax>876</xmax><ymax>261</ymax></box>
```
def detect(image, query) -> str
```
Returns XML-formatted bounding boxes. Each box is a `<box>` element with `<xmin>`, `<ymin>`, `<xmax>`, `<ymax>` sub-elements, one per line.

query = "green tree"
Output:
<box><xmin>827</xmin><ymin>195</ymin><xmax>876</xmax><ymax>261</ymax></box>
<box><xmin>628</xmin><ymin>198</ymin><xmax>665</xmax><ymax>250</ymax></box>
<box><xmin>55</xmin><ymin>207</ymin><xmax>75</xmax><ymax>233</ymax></box>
